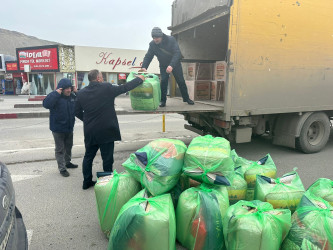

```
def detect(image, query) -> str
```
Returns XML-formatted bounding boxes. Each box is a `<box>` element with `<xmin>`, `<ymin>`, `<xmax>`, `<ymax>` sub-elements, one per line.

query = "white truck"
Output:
<box><xmin>162</xmin><ymin>0</ymin><xmax>333</xmax><ymax>153</ymax></box>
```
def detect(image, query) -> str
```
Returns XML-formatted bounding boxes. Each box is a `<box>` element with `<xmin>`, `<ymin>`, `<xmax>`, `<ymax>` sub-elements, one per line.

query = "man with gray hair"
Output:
<box><xmin>140</xmin><ymin>27</ymin><xmax>194</xmax><ymax>107</ymax></box>
<box><xmin>75</xmin><ymin>70</ymin><xmax>145</xmax><ymax>189</ymax></box>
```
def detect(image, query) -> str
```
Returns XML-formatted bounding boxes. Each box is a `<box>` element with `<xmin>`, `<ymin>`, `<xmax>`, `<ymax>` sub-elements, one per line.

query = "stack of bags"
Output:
<box><xmin>93</xmin><ymin>135</ymin><xmax>333</xmax><ymax>250</ymax></box>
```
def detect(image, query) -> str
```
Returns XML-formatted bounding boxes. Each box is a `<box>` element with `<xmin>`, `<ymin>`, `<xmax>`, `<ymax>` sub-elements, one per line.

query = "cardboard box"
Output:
<box><xmin>211</xmin><ymin>81</ymin><xmax>225</xmax><ymax>101</ymax></box>
<box><xmin>214</xmin><ymin>61</ymin><xmax>227</xmax><ymax>81</ymax></box>
<box><xmin>187</xmin><ymin>63</ymin><xmax>214</xmax><ymax>80</ymax></box>
<box><xmin>186</xmin><ymin>80</ymin><xmax>211</xmax><ymax>101</ymax></box>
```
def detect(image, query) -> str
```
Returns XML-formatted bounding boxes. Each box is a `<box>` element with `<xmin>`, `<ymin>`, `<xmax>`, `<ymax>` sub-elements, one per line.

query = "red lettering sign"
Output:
<box><xmin>17</xmin><ymin>46</ymin><xmax>59</xmax><ymax>71</ymax></box>
<box><xmin>5</xmin><ymin>62</ymin><xmax>18</xmax><ymax>72</ymax></box>
<box><xmin>96</xmin><ymin>52</ymin><xmax>143</xmax><ymax>70</ymax></box>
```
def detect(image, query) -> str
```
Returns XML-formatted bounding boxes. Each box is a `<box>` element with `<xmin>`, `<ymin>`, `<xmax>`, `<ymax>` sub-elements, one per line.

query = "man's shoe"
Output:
<box><xmin>60</xmin><ymin>170</ymin><xmax>70</xmax><ymax>177</ymax></box>
<box><xmin>66</xmin><ymin>162</ymin><xmax>78</xmax><ymax>168</ymax></box>
<box><xmin>159</xmin><ymin>101</ymin><xmax>166</xmax><ymax>107</ymax></box>
<box><xmin>186</xmin><ymin>99</ymin><xmax>194</xmax><ymax>105</ymax></box>
<box><xmin>82</xmin><ymin>180</ymin><xmax>96</xmax><ymax>190</ymax></box>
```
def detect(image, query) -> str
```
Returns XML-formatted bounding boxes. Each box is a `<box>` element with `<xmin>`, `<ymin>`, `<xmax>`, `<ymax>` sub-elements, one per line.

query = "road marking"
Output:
<box><xmin>27</xmin><ymin>229</ymin><xmax>33</xmax><ymax>246</ymax></box>
<box><xmin>11</xmin><ymin>175</ymin><xmax>41</xmax><ymax>183</ymax></box>
<box><xmin>0</xmin><ymin>145</ymin><xmax>85</xmax><ymax>153</ymax></box>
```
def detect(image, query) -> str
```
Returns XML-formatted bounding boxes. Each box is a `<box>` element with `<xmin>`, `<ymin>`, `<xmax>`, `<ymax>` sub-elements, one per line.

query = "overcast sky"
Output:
<box><xmin>2</xmin><ymin>0</ymin><xmax>174</xmax><ymax>50</ymax></box>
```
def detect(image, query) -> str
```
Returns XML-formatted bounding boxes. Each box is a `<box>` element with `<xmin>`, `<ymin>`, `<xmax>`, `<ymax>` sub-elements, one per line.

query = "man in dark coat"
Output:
<box><xmin>75</xmin><ymin>69</ymin><xmax>145</xmax><ymax>190</ymax></box>
<box><xmin>43</xmin><ymin>78</ymin><xmax>78</xmax><ymax>177</ymax></box>
<box><xmin>140</xmin><ymin>27</ymin><xmax>194</xmax><ymax>107</ymax></box>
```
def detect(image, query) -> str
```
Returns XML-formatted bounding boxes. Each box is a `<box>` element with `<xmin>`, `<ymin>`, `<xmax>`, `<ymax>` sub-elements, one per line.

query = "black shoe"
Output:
<box><xmin>186</xmin><ymin>99</ymin><xmax>194</xmax><ymax>105</ymax></box>
<box><xmin>60</xmin><ymin>170</ymin><xmax>70</xmax><ymax>177</ymax></box>
<box><xmin>66</xmin><ymin>162</ymin><xmax>78</xmax><ymax>168</ymax></box>
<box><xmin>82</xmin><ymin>180</ymin><xmax>96</xmax><ymax>190</ymax></box>
<box><xmin>159</xmin><ymin>101</ymin><xmax>166</xmax><ymax>107</ymax></box>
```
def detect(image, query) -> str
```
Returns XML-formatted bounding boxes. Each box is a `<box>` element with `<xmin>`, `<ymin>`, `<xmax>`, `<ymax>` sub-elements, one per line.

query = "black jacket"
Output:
<box><xmin>142</xmin><ymin>34</ymin><xmax>182</xmax><ymax>69</ymax></box>
<box><xmin>43</xmin><ymin>91</ymin><xmax>76</xmax><ymax>133</ymax></box>
<box><xmin>75</xmin><ymin>78</ymin><xmax>143</xmax><ymax>145</ymax></box>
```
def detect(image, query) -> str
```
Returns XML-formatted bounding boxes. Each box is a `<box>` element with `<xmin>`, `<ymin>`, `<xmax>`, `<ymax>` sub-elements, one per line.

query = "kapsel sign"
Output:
<box><xmin>74</xmin><ymin>46</ymin><xmax>159</xmax><ymax>74</ymax></box>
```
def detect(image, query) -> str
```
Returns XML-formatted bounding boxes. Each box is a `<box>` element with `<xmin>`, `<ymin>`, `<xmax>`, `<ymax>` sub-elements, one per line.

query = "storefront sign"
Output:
<box><xmin>5</xmin><ymin>73</ymin><xmax>13</xmax><ymax>80</ymax></box>
<box><xmin>58</xmin><ymin>46</ymin><xmax>76</xmax><ymax>73</ymax></box>
<box><xmin>16</xmin><ymin>46</ymin><xmax>59</xmax><ymax>72</ymax></box>
<box><xmin>118</xmin><ymin>73</ymin><xmax>126</xmax><ymax>80</ymax></box>
<box><xmin>5</xmin><ymin>61</ymin><xmax>19</xmax><ymax>72</ymax></box>
<box><xmin>75</xmin><ymin>46</ymin><xmax>159</xmax><ymax>74</ymax></box>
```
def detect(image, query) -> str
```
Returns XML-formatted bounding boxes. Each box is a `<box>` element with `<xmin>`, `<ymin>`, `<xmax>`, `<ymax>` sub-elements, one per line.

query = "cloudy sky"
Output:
<box><xmin>2</xmin><ymin>0</ymin><xmax>174</xmax><ymax>50</ymax></box>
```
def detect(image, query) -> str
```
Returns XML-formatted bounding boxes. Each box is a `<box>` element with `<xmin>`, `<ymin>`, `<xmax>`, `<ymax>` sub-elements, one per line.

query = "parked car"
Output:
<box><xmin>0</xmin><ymin>161</ymin><xmax>28</xmax><ymax>249</ymax></box>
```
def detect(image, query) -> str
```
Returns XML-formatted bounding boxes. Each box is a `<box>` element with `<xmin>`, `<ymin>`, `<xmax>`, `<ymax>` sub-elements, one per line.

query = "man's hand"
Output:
<box><xmin>72</xmin><ymin>86</ymin><xmax>78</xmax><ymax>93</ymax></box>
<box><xmin>137</xmin><ymin>75</ymin><xmax>145</xmax><ymax>81</ymax></box>
<box><xmin>138</xmin><ymin>68</ymin><xmax>147</xmax><ymax>72</ymax></box>
<box><xmin>166</xmin><ymin>66</ymin><xmax>173</xmax><ymax>74</ymax></box>
<box><xmin>56</xmin><ymin>88</ymin><xmax>62</xmax><ymax>94</ymax></box>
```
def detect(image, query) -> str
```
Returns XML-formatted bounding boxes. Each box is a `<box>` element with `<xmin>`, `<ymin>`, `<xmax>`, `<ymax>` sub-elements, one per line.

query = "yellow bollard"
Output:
<box><xmin>162</xmin><ymin>114</ymin><xmax>165</xmax><ymax>132</ymax></box>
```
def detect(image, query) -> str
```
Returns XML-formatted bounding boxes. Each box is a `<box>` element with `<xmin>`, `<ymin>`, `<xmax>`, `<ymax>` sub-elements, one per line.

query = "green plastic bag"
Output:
<box><xmin>281</xmin><ymin>192</ymin><xmax>333</xmax><ymax>250</ymax></box>
<box><xmin>94</xmin><ymin>170</ymin><xmax>141</xmax><ymax>238</ymax></box>
<box><xmin>122</xmin><ymin>138</ymin><xmax>187</xmax><ymax>196</ymax></box>
<box><xmin>183</xmin><ymin>135</ymin><xmax>235</xmax><ymax>186</ymax></box>
<box><xmin>176</xmin><ymin>183</ymin><xmax>229</xmax><ymax>250</ymax></box>
<box><xmin>254</xmin><ymin>171</ymin><xmax>305</xmax><ymax>213</ymax></box>
<box><xmin>127</xmin><ymin>72</ymin><xmax>161</xmax><ymax>110</ymax></box>
<box><xmin>223</xmin><ymin>200</ymin><xmax>291</xmax><ymax>250</ymax></box>
<box><xmin>169</xmin><ymin>173</ymin><xmax>190</xmax><ymax>208</ymax></box>
<box><xmin>108</xmin><ymin>189</ymin><xmax>176</xmax><ymax>250</ymax></box>
<box><xmin>227</xmin><ymin>170</ymin><xmax>248</xmax><ymax>205</ymax></box>
<box><xmin>307</xmin><ymin>178</ymin><xmax>333</xmax><ymax>207</ymax></box>
<box><xmin>231</xmin><ymin>149</ymin><xmax>254</xmax><ymax>176</ymax></box>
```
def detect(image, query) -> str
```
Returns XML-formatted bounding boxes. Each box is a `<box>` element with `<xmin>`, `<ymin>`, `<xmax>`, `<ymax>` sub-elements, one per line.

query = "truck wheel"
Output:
<box><xmin>296</xmin><ymin>112</ymin><xmax>330</xmax><ymax>153</ymax></box>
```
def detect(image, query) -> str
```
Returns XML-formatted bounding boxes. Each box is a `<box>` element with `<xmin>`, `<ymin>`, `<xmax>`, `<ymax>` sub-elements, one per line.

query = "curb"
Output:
<box><xmin>0</xmin><ymin>112</ymin><xmax>49</xmax><ymax>119</ymax></box>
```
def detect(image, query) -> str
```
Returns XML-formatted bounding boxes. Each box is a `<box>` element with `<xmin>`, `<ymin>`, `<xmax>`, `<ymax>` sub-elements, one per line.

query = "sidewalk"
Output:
<box><xmin>0</xmin><ymin>94</ymin><xmax>133</xmax><ymax>119</ymax></box>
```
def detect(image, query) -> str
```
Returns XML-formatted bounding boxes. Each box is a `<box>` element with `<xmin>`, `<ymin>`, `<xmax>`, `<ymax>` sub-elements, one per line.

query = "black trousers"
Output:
<box><xmin>82</xmin><ymin>141</ymin><xmax>114</xmax><ymax>183</ymax></box>
<box><xmin>160</xmin><ymin>64</ymin><xmax>189</xmax><ymax>103</ymax></box>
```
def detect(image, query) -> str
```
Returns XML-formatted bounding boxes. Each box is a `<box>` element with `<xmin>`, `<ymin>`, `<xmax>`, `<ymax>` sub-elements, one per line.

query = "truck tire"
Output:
<box><xmin>296</xmin><ymin>112</ymin><xmax>330</xmax><ymax>153</ymax></box>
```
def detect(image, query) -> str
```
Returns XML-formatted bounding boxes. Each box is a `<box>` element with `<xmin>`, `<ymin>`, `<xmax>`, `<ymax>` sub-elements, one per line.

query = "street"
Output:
<box><xmin>1</xmin><ymin>115</ymin><xmax>333</xmax><ymax>249</ymax></box>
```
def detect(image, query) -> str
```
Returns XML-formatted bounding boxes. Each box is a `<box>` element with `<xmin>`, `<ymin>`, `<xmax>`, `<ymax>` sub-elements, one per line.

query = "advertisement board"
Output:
<box><xmin>58</xmin><ymin>46</ymin><xmax>75</xmax><ymax>73</ymax></box>
<box><xmin>5</xmin><ymin>61</ymin><xmax>19</xmax><ymax>72</ymax></box>
<box><xmin>16</xmin><ymin>45</ymin><xmax>59</xmax><ymax>72</ymax></box>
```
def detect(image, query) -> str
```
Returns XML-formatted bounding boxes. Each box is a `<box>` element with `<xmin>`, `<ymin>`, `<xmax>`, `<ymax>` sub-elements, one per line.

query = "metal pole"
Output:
<box><xmin>27</xmin><ymin>72</ymin><xmax>30</xmax><ymax>98</ymax></box>
<box><xmin>162</xmin><ymin>114</ymin><xmax>165</xmax><ymax>132</ymax></box>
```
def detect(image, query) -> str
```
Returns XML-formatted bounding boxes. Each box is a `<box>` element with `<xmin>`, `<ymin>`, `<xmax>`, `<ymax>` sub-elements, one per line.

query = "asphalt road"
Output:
<box><xmin>1</xmin><ymin>115</ymin><xmax>333</xmax><ymax>249</ymax></box>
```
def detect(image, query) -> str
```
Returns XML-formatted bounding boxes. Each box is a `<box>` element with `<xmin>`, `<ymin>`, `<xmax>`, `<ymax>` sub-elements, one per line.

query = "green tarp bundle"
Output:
<box><xmin>254</xmin><ymin>171</ymin><xmax>305</xmax><ymax>213</ymax></box>
<box><xmin>183</xmin><ymin>135</ymin><xmax>235</xmax><ymax>186</ymax></box>
<box><xmin>282</xmin><ymin>192</ymin><xmax>333</xmax><ymax>250</ymax></box>
<box><xmin>307</xmin><ymin>178</ymin><xmax>333</xmax><ymax>207</ymax></box>
<box><xmin>108</xmin><ymin>189</ymin><xmax>176</xmax><ymax>250</ymax></box>
<box><xmin>176</xmin><ymin>183</ymin><xmax>229</xmax><ymax>250</ymax></box>
<box><xmin>94</xmin><ymin>170</ymin><xmax>141</xmax><ymax>238</ymax></box>
<box><xmin>223</xmin><ymin>200</ymin><xmax>291</xmax><ymax>250</ymax></box>
<box><xmin>227</xmin><ymin>171</ymin><xmax>247</xmax><ymax>205</ymax></box>
<box><xmin>122</xmin><ymin>138</ymin><xmax>187</xmax><ymax>196</ymax></box>
<box><xmin>127</xmin><ymin>72</ymin><xmax>161</xmax><ymax>110</ymax></box>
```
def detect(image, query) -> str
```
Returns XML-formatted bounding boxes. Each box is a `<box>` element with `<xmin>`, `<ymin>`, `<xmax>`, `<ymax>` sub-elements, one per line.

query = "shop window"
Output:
<box><xmin>29</xmin><ymin>73</ymin><xmax>55</xmax><ymax>95</ymax></box>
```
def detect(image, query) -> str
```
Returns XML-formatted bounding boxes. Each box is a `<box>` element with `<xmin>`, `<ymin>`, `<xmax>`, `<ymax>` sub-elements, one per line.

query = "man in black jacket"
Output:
<box><xmin>140</xmin><ymin>27</ymin><xmax>194</xmax><ymax>107</ymax></box>
<box><xmin>43</xmin><ymin>78</ymin><xmax>78</xmax><ymax>177</ymax></box>
<box><xmin>75</xmin><ymin>70</ymin><xmax>145</xmax><ymax>189</ymax></box>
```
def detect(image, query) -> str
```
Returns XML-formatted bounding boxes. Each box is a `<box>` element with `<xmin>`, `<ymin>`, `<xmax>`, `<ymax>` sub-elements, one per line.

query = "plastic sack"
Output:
<box><xmin>231</xmin><ymin>149</ymin><xmax>254</xmax><ymax>176</ymax></box>
<box><xmin>127</xmin><ymin>72</ymin><xmax>161</xmax><ymax>110</ymax></box>
<box><xmin>254</xmin><ymin>171</ymin><xmax>305</xmax><ymax>213</ymax></box>
<box><xmin>227</xmin><ymin>170</ymin><xmax>247</xmax><ymax>205</ymax></box>
<box><xmin>282</xmin><ymin>192</ymin><xmax>333</xmax><ymax>250</ymax></box>
<box><xmin>183</xmin><ymin>135</ymin><xmax>234</xmax><ymax>186</ymax></box>
<box><xmin>122</xmin><ymin>138</ymin><xmax>187</xmax><ymax>196</ymax></box>
<box><xmin>176</xmin><ymin>183</ymin><xmax>229</xmax><ymax>250</ymax></box>
<box><xmin>307</xmin><ymin>178</ymin><xmax>333</xmax><ymax>207</ymax></box>
<box><xmin>108</xmin><ymin>189</ymin><xmax>176</xmax><ymax>250</ymax></box>
<box><xmin>94</xmin><ymin>170</ymin><xmax>141</xmax><ymax>238</ymax></box>
<box><xmin>223</xmin><ymin>200</ymin><xmax>291</xmax><ymax>250</ymax></box>
<box><xmin>169</xmin><ymin>173</ymin><xmax>190</xmax><ymax>208</ymax></box>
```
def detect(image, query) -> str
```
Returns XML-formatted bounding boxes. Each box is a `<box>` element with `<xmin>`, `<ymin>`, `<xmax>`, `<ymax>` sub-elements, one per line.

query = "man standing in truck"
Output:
<box><xmin>140</xmin><ymin>27</ymin><xmax>194</xmax><ymax>107</ymax></box>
